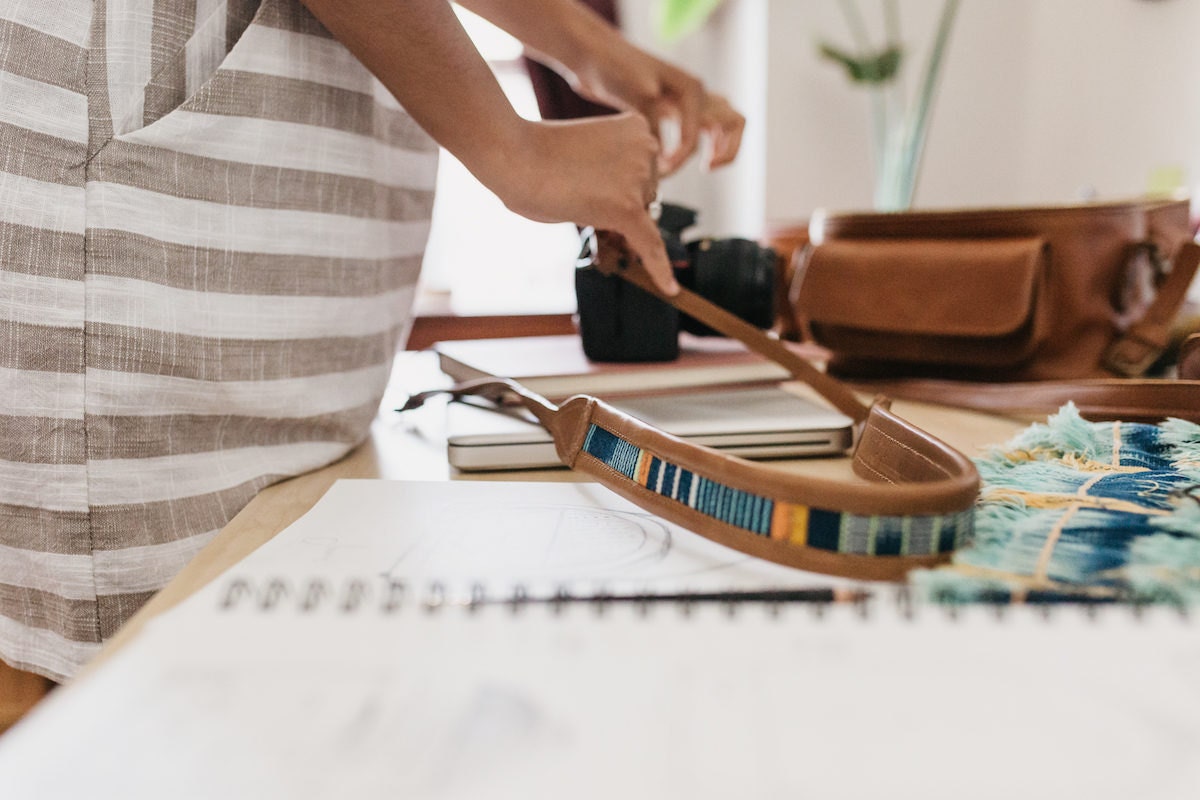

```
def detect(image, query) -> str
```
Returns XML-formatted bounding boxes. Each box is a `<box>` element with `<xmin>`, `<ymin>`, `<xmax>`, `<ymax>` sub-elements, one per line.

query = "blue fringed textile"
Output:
<box><xmin>580</xmin><ymin>423</ymin><xmax>972</xmax><ymax>556</ymax></box>
<box><xmin>911</xmin><ymin>404</ymin><xmax>1200</xmax><ymax>604</ymax></box>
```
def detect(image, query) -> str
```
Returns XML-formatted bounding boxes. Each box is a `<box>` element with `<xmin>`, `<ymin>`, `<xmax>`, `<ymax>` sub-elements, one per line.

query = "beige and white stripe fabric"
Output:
<box><xmin>1</xmin><ymin>0</ymin><xmax>438</xmax><ymax>680</ymax></box>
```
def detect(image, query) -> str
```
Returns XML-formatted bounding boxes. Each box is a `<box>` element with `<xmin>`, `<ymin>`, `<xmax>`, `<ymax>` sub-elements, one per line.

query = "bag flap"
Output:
<box><xmin>798</xmin><ymin>237</ymin><xmax>1047</xmax><ymax>338</ymax></box>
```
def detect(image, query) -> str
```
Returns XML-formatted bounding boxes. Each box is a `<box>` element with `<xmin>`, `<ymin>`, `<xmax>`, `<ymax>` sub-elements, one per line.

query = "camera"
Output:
<box><xmin>575</xmin><ymin>203</ymin><xmax>779</xmax><ymax>362</ymax></box>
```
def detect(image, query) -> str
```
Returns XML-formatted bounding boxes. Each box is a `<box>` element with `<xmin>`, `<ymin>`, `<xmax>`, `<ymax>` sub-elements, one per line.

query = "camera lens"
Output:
<box><xmin>678</xmin><ymin>238</ymin><xmax>777</xmax><ymax>336</ymax></box>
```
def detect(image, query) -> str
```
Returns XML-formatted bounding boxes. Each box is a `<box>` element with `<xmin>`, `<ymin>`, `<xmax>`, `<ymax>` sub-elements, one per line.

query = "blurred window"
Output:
<box><xmin>417</xmin><ymin>8</ymin><xmax>580</xmax><ymax>316</ymax></box>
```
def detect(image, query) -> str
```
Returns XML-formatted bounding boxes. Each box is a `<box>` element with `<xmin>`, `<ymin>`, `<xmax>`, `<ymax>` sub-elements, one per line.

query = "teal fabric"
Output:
<box><xmin>911</xmin><ymin>404</ymin><xmax>1200</xmax><ymax>604</ymax></box>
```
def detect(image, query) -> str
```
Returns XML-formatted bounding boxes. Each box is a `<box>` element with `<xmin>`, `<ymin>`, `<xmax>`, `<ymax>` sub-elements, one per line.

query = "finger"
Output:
<box><xmin>618</xmin><ymin>211</ymin><xmax>679</xmax><ymax>296</ymax></box>
<box><xmin>594</xmin><ymin>230</ymin><xmax>633</xmax><ymax>275</ymax></box>
<box><xmin>707</xmin><ymin>115</ymin><xmax>744</xmax><ymax>169</ymax></box>
<box><xmin>703</xmin><ymin>98</ymin><xmax>745</xmax><ymax>169</ymax></box>
<box><xmin>643</xmin><ymin>154</ymin><xmax>660</xmax><ymax>208</ymax></box>
<box><xmin>659</xmin><ymin>87</ymin><xmax>702</xmax><ymax>176</ymax></box>
<box><xmin>619</xmin><ymin>112</ymin><xmax>661</xmax><ymax>207</ymax></box>
<box><xmin>655</xmin><ymin>114</ymin><xmax>682</xmax><ymax>172</ymax></box>
<box><xmin>640</xmin><ymin>104</ymin><xmax>662</xmax><ymax>146</ymax></box>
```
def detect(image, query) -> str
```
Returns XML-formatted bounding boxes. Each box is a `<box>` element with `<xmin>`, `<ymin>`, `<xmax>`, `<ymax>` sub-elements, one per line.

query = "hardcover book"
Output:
<box><xmin>433</xmin><ymin>333</ymin><xmax>826</xmax><ymax>400</ymax></box>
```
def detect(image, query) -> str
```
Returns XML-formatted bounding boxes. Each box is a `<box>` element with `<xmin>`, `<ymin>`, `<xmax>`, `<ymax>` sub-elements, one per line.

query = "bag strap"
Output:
<box><xmin>1104</xmin><ymin>240</ymin><xmax>1200</xmax><ymax>376</ymax></box>
<box><xmin>845</xmin><ymin>241</ymin><xmax>1200</xmax><ymax>423</ymax></box>
<box><xmin>842</xmin><ymin>376</ymin><xmax>1200</xmax><ymax>424</ymax></box>
<box><xmin>401</xmin><ymin>237</ymin><xmax>981</xmax><ymax>581</ymax></box>
<box><xmin>1181</xmin><ymin>333</ymin><xmax>1200</xmax><ymax>381</ymax></box>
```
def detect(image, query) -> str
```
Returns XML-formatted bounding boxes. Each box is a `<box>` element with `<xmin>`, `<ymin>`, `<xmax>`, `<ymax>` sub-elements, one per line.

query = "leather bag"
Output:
<box><xmin>792</xmin><ymin>198</ymin><xmax>1199</xmax><ymax>382</ymax></box>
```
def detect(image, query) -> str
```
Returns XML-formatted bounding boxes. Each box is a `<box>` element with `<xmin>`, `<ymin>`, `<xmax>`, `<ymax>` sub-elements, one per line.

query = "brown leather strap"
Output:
<box><xmin>611</xmin><ymin>251</ymin><xmax>871</xmax><ymax>424</ymax></box>
<box><xmin>843</xmin><ymin>377</ymin><xmax>1200</xmax><ymax>424</ymax></box>
<box><xmin>1181</xmin><ymin>334</ymin><xmax>1200</xmax><ymax>381</ymax></box>
<box><xmin>403</xmin><ymin>375</ymin><xmax>979</xmax><ymax>581</ymax></box>
<box><xmin>1104</xmin><ymin>241</ymin><xmax>1200</xmax><ymax>376</ymax></box>
<box><xmin>402</xmin><ymin>240</ymin><xmax>984</xmax><ymax>581</ymax></box>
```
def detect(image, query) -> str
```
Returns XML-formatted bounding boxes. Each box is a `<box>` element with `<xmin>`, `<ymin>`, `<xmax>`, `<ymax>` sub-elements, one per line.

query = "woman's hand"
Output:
<box><xmin>488</xmin><ymin>113</ymin><xmax>677</xmax><ymax>295</ymax></box>
<box><xmin>297</xmin><ymin>0</ymin><xmax>729</xmax><ymax>294</ymax></box>
<box><xmin>457</xmin><ymin>0</ymin><xmax>745</xmax><ymax>176</ymax></box>
<box><xmin>569</xmin><ymin>44</ymin><xmax>745</xmax><ymax>176</ymax></box>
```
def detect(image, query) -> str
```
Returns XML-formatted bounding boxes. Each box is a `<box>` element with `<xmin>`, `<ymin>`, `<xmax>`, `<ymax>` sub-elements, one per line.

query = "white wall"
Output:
<box><xmin>1013</xmin><ymin>0</ymin><xmax>1200</xmax><ymax>206</ymax></box>
<box><xmin>622</xmin><ymin>0</ymin><xmax>1200</xmax><ymax>234</ymax></box>
<box><xmin>620</xmin><ymin>0</ymin><xmax>770</xmax><ymax>238</ymax></box>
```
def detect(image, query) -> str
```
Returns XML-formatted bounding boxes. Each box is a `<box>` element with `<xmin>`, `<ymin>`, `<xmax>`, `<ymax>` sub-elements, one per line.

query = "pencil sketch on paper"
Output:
<box><xmin>374</xmin><ymin>497</ymin><xmax>806</xmax><ymax>595</ymax></box>
<box><xmin>380</xmin><ymin>504</ymin><xmax>674</xmax><ymax>583</ymax></box>
<box><xmin>220</xmin><ymin>481</ymin><xmax>840</xmax><ymax>601</ymax></box>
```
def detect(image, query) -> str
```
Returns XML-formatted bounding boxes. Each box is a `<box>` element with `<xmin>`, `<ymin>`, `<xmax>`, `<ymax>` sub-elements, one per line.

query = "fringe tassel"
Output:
<box><xmin>1158</xmin><ymin>417</ymin><xmax>1200</xmax><ymax>479</ymax></box>
<box><xmin>912</xmin><ymin>404</ymin><xmax>1200</xmax><ymax>604</ymax></box>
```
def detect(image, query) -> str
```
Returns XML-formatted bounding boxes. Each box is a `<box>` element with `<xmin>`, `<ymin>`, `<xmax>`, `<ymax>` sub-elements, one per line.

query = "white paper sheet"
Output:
<box><xmin>181</xmin><ymin>479</ymin><xmax>858</xmax><ymax>612</ymax></box>
<box><xmin>3</xmin><ymin>601</ymin><xmax>1198</xmax><ymax>799</ymax></box>
<box><xmin>5</xmin><ymin>479</ymin><xmax>1199</xmax><ymax>799</ymax></box>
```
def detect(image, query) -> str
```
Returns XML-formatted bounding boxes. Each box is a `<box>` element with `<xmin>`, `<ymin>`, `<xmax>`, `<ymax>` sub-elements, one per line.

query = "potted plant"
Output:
<box><xmin>657</xmin><ymin>0</ymin><xmax>961</xmax><ymax>211</ymax></box>
<box><xmin>819</xmin><ymin>0</ymin><xmax>961</xmax><ymax>210</ymax></box>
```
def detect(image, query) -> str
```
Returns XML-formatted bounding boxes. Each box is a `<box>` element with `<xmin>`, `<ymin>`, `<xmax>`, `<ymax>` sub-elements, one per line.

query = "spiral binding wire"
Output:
<box><xmin>214</xmin><ymin>576</ymin><xmax>1190</xmax><ymax>621</ymax></box>
<box><xmin>220</xmin><ymin>577</ymin><xmax>407</xmax><ymax>614</ymax></box>
<box><xmin>216</xmin><ymin>576</ymin><xmax>865</xmax><ymax>615</ymax></box>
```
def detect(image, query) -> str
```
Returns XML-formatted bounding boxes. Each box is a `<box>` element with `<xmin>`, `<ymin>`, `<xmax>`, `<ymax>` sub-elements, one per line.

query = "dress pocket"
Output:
<box><xmin>105</xmin><ymin>0</ymin><xmax>264</xmax><ymax>137</ymax></box>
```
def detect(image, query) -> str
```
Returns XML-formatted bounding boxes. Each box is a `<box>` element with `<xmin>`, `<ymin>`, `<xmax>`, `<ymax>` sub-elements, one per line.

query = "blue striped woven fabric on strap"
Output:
<box><xmin>582</xmin><ymin>424</ymin><xmax>970</xmax><ymax>557</ymax></box>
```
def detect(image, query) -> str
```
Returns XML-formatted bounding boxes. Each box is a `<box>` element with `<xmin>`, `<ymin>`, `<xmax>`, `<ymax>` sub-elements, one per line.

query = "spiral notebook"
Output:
<box><xmin>185</xmin><ymin>479</ymin><xmax>857</xmax><ymax>603</ymax></box>
<box><xmin>3</xmin><ymin>479</ymin><xmax>1199</xmax><ymax>798</ymax></box>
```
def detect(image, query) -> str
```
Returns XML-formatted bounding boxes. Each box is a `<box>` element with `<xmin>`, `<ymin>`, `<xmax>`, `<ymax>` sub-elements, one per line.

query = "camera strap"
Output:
<box><xmin>400</xmin><ymin>248</ymin><xmax>981</xmax><ymax>582</ymax></box>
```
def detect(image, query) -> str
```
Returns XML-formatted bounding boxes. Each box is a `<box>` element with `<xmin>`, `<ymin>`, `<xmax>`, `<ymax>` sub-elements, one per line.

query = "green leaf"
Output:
<box><xmin>655</xmin><ymin>0</ymin><xmax>724</xmax><ymax>43</ymax></box>
<box><xmin>818</xmin><ymin>42</ymin><xmax>903</xmax><ymax>84</ymax></box>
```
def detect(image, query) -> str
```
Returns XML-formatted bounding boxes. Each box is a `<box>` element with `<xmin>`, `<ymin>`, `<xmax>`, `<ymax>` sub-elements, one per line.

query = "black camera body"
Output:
<box><xmin>575</xmin><ymin>203</ymin><xmax>778</xmax><ymax>362</ymax></box>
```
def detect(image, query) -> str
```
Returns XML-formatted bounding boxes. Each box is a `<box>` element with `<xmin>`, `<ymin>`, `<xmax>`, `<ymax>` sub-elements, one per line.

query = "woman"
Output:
<box><xmin>0</xmin><ymin>0</ymin><xmax>743</xmax><ymax>682</ymax></box>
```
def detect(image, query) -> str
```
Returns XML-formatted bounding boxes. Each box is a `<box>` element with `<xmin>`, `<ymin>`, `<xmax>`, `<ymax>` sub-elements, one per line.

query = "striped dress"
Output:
<box><xmin>0</xmin><ymin>0</ymin><xmax>438</xmax><ymax>680</ymax></box>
